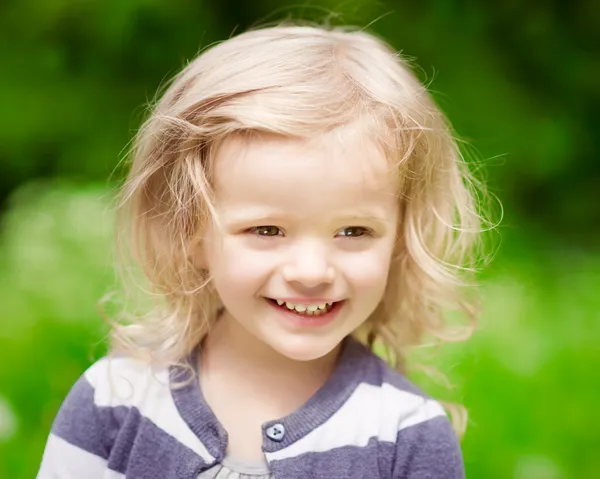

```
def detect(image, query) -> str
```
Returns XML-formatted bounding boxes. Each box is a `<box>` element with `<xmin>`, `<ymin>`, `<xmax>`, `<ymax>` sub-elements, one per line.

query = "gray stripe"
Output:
<box><xmin>393</xmin><ymin>415</ymin><xmax>464</xmax><ymax>478</ymax></box>
<box><xmin>170</xmin><ymin>355</ymin><xmax>228</xmax><ymax>462</ymax></box>
<box><xmin>51</xmin><ymin>375</ymin><xmax>123</xmax><ymax>460</ymax></box>
<box><xmin>51</xmin><ymin>374</ymin><xmax>215</xmax><ymax>478</ymax></box>
<box><xmin>268</xmin><ymin>416</ymin><xmax>463</xmax><ymax>479</ymax></box>
<box><xmin>269</xmin><ymin>435</ymin><xmax>391</xmax><ymax>478</ymax></box>
<box><xmin>109</xmin><ymin>408</ymin><xmax>211</xmax><ymax>478</ymax></box>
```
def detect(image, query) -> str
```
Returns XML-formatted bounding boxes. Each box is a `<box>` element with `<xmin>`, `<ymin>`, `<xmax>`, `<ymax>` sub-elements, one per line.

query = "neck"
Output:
<box><xmin>201</xmin><ymin>310</ymin><xmax>341</xmax><ymax>393</ymax></box>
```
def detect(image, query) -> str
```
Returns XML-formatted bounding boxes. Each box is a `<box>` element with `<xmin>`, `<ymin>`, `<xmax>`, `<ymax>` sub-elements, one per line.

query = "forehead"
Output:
<box><xmin>211</xmin><ymin>132</ymin><xmax>398</xmax><ymax>217</ymax></box>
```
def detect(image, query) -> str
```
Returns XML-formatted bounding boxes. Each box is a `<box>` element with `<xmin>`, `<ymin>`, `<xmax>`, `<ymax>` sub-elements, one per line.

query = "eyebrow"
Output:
<box><xmin>336</xmin><ymin>212</ymin><xmax>390</xmax><ymax>223</ymax></box>
<box><xmin>222</xmin><ymin>210</ymin><xmax>290</xmax><ymax>224</ymax></box>
<box><xmin>219</xmin><ymin>210</ymin><xmax>291</xmax><ymax>231</ymax></box>
<box><xmin>334</xmin><ymin>215</ymin><xmax>393</xmax><ymax>232</ymax></box>
<box><xmin>223</xmin><ymin>209</ymin><xmax>392</xmax><ymax>227</ymax></box>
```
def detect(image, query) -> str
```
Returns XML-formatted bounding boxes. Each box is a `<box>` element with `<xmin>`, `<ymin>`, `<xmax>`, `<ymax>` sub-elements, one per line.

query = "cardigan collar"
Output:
<box><xmin>170</xmin><ymin>336</ymin><xmax>373</xmax><ymax>461</ymax></box>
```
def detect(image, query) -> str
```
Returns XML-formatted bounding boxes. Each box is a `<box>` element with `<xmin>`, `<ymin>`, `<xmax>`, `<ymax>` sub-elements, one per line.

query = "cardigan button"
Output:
<box><xmin>266</xmin><ymin>423</ymin><xmax>285</xmax><ymax>442</ymax></box>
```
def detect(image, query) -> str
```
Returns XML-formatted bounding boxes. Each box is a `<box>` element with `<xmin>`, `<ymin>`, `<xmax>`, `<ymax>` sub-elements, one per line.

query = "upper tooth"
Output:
<box><xmin>279</xmin><ymin>301</ymin><xmax>333</xmax><ymax>312</ymax></box>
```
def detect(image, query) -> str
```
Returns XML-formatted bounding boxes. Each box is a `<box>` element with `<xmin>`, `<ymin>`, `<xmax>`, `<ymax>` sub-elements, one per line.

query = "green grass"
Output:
<box><xmin>0</xmin><ymin>182</ymin><xmax>597</xmax><ymax>478</ymax></box>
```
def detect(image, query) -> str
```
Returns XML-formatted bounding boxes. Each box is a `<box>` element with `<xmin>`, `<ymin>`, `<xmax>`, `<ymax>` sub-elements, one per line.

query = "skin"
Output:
<box><xmin>197</xmin><ymin>129</ymin><xmax>399</xmax><ymax>460</ymax></box>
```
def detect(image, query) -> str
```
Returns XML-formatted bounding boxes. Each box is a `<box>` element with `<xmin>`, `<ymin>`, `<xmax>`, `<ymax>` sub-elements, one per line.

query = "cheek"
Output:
<box><xmin>338</xmin><ymin>247</ymin><xmax>393</xmax><ymax>292</ymax></box>
<box><xmin>206</xmin><ymin>237</ymin><xmax>275</xmax><ymax>295</ymax></box>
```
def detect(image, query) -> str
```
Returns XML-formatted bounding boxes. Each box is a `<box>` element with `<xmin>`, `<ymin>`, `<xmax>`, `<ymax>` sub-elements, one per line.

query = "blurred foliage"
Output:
<box><xmin>0</xmin><ymin>0</ymin><xmax>598</xmax><ymax>478</ymax></box>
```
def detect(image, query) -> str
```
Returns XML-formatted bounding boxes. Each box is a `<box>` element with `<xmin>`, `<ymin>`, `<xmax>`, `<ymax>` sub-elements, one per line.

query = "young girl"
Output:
<box><xmin>38</xmin><ymin>23</ymin><xmax>484</xmax><ymax>479</ymax></box>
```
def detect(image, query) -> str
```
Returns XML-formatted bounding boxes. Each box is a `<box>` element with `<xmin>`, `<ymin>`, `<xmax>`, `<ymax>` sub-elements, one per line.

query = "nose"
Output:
<box><xmin>281</xmin><ymin>241</ymin><xmax>335</xmax><ymax>288</ymax></box>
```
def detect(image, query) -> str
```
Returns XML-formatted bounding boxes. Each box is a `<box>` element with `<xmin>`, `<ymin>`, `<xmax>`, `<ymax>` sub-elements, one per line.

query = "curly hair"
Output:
<box><xmin>110</xmin><ymin>23</ymin><xmax>488</xmax><ymax>437</ymax></box>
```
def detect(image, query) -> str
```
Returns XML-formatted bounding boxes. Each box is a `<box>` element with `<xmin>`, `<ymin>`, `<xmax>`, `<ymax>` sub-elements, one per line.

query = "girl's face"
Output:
<box><xmin>201</xmin><ymin>132</ymin><xmax>399</xmax><ymax>361</ymax></box>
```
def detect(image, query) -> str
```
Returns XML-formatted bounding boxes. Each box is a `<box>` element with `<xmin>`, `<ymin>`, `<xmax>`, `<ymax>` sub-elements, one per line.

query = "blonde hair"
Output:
<box><xmin>111</xmin><ymin>23</ymin><xmax>488</xmax><ymax>435</ymax></box>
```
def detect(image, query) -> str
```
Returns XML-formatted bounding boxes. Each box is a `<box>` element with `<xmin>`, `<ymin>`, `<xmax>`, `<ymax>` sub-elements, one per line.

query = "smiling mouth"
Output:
<box><xmin>265</xmin><ymin>298</ymin><xmax>339</xmax><ymax>317</ymax></box>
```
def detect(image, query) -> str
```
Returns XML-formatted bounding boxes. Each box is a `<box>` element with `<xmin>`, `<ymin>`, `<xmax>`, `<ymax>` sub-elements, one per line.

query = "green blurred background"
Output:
<box><xmin>0</xmin><ymin>1</ymin><xmax>598</xmax><ymax>477</ymax></box>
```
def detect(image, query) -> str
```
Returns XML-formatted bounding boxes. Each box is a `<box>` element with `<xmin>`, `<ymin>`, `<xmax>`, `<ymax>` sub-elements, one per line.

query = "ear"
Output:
<box><xmin>189</xmin><ymin>236</ymin><xmax>209</xmax><ymax>271</ymax></box>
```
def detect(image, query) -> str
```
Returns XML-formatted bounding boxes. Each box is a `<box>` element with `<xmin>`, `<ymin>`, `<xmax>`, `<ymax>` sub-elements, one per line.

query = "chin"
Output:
<box><xmin>269</xmin><ymin>336</ymin><xmax>342</xmax><ymax>362</ymax></box>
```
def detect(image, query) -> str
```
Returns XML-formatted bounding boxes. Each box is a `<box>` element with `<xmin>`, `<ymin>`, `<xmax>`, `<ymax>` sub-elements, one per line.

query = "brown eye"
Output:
<box><xmin>338</xmin><ymin>227</ymin><xmax>370</xmax><ymax>238</ymax></box>
<box><xmin>252</xmin><ymin>226</ymin><xmax>282</xmax><ymax>237</ymax></box>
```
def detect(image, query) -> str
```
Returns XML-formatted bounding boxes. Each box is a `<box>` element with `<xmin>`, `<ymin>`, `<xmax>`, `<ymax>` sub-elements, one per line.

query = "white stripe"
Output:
<box><xmin>266</xmin><ymin>383</ymin><xmax>445</xmax><ymax>461</ymax></box>
<box><xmin>37</xmin><ymin>433</ymin><xmax>125</xmax><ymax>479</ymax></box>
<box><xmin>85</xmin><ymin>357</ymin><xmax>214</xmax><ymax>463</ymax></box>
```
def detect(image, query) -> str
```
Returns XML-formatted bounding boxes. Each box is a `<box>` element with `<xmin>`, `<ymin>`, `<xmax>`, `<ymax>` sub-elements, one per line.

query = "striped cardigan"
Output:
<box><xmin>37</xmin><ymin>338</ymin><xmax>464</xmax><ymax>478</ymax></box>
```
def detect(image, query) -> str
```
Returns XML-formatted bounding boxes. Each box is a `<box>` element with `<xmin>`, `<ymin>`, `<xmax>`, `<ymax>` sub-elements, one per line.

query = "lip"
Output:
<box><xmin>265</xmin><ymin>298</ymin><xmax>344</xmax><ymax>328</ymax></box>
<box><xmin>265</xmin><ymin>297</ymin><xmax>342</xmax><ymax>304</ymax></box>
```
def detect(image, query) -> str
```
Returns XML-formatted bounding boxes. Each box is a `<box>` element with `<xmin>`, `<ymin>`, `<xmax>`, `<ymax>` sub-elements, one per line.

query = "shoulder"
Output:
<box><xmin>38</xmin><ymin>356</ymin><xmax>167</xmax><ymax>477</ymax></box>
<box><xmin>353</xmin><ymin>347</ymin><xmax>465</xmax><ymax>477</ymax></box>
<box><xmin>49</xmin><ymin>356</ymin><xmax>171</xmax><ymax>452</ymax></box>
<box><xmin>267</xmin><ymin>343</ymin><xmax>464</xmax><ymax>477</ymax></box>
<box><xmin>39</xmin><ymin>356</ymin><xmax>217</xmax><ymax>477</ymax></box>
<box><xmin>81</xmin><ymin>355</ymin><xmax>172</xmax><ymax>408</ymax></box>
<box><xmin>49</xmin><ymin>356</ymin><xmax>198</xmax><ymax>454</ymax></box>
<box><xmin>348</xmin><ymin>342</ymin><xmax>446</xmax><ymax>426</ymax></box>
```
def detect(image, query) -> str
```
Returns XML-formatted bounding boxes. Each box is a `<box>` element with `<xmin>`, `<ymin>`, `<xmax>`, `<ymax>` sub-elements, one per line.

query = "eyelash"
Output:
<box><xmin>249</xmin><ymin>226</ymin><xmax>284</xmax><ymax>237</ymax></box>
<box><xmin>337</xmin><ymin>226</ymin><xmax>373</xmax><ymax>238</ymax></box>
<box><xmin>247</xmin><ymin>226</ymin><xmax>374</xmax><ymax>238</ymax></box>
